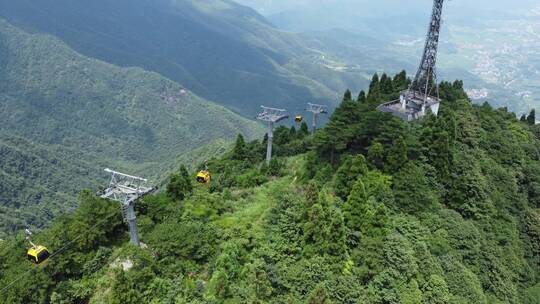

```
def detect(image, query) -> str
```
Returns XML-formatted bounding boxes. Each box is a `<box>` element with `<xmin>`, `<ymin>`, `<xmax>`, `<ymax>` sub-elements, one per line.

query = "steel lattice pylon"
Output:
<box><xmin>377</xmin><ymin>0</ymin><xmax>445</xmax><ymax>121</ymax></box>
<box><xmin>99</xmin><ymin>169</ymin><xmax>155</xmax><ymax>246</ymax></box>
<box><xmin>306</xmin><ymin>103</ymin><xmax>328</xmax><ymax>132</ymax></box>
<box><xmin>256</xmin><ymin>106</ymin><xmax>288</xmax><ymax>164</ymax></box>
<box><xmin>411</xmin><ymin>0</ymin><xmax>445</xmax><ymax>98</ymax></box>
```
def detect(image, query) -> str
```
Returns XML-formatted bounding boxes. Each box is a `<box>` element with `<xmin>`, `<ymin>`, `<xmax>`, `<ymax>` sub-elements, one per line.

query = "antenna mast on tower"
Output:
<box><xmin>377</xmin><ymin>0</ymin><xmax>445</xmax><ymax>121</ymax></box>
<box><xmin>410</xmin><ymin>0</ymin><xmax>444</xmax><ymax>99</ymax></box>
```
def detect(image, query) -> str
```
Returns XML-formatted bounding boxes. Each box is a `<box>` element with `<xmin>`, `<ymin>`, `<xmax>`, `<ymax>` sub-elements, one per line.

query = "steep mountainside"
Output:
<box><xmin>0</xmin><ymin>74</ymin><xmax>539</xmax><ymax>303</ymax></box>
<box><xmin>0</xmin><ymin>19</ymin><xmax>263</xmax><ymax>237</ymax></box>
<box><xmin>0</xmin><ymin>0</ymin><xmax>367</xmax><ymax>115</ymax></box>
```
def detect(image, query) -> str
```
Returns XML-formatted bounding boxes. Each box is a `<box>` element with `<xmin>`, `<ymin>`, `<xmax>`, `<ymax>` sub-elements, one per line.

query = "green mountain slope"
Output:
<box><xmin>0</xmin><ymin>19</ymin><xmax>263</xmax><ymax>237</ymax></box>
<box><xmin>0</xmin><ymin>0</ymin><xmax>370</xmax><ymax>115</ymax></box>
<box><xmin>0</xmin><ymin>75</ymin><xmax>539</xmax><ymax>303</ymax></box>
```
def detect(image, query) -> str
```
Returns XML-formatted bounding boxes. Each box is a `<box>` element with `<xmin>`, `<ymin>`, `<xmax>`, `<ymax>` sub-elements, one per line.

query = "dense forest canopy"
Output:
<box><xmin>0</xmin><ymin>18</ymin><xmax>263</xmax><ymax>238</ymax></box>
<box><xmin>1</xmin><ymin>72</ymin><xmax>539</xmax><ymax>303</ymax></box>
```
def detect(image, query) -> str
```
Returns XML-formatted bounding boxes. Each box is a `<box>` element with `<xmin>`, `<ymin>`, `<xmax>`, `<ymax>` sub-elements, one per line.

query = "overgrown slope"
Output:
<box><xmin>0</xmin><ymin>18</ymin><xmax>263</xmax><ymax>237</ymax></box>
<box><xmin>1</xmin><ymin>74</ymin><xmax>539</xmax><ymax>303</ymax></box>
<box><xmin>0</xmin><ymin>0</ymin><xmax>370</xmax><ymax>115</ymax></box>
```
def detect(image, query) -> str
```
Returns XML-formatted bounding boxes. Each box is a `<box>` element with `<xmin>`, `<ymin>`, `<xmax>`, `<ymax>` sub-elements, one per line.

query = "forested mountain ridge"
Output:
<box><xmin>1</xmin><ymin>73</ymin><xmax>539</xmax><ymax>303</ymax></box>
<box><xmin>0</xmin><ymin>18</ymin><xmax>263</xmax><ymax>238</ymax></box>
<box><xmin>0</xmin><ymin>0</ymin><xmax>369</xmax><ymax>116</ymax></box>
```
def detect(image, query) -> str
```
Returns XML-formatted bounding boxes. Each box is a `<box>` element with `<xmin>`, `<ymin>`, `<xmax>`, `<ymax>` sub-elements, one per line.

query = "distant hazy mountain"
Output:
<box><xmin>237</xmin><ymin>0</ymin><xmax>540</xmax><ymax>114</ymax></box>
<box><xmin>0</xmin><ymin>0</ymin><xmax>371</xmax><ymax>116</ymax></box>
<box><xmin>0</xmin><ymin>18</ymin><xmax>263</xmax><ymax>236</ymax></box>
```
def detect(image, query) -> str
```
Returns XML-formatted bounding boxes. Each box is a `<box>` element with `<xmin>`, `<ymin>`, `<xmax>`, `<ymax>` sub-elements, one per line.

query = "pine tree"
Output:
<box><xmin>386</xmin><ymin>136</ymin><xmax>408</xmax><ymax>173</ymax></box>
<box><xmin>393</xmin><ymin>162</ymin><xmax>439</xmax><ymax>213</ymax></box>
<box><xmin>343</xmin><ymin>178</ymin><xmax>369</xmax><ymax>232</ymax></box>
<box><xmin>313</xmin><ymin>97</ymin><xmax>360</xmax><ymax>164</ymax></box>
<box><xmin>367</xmin><ymin>74</ymin><xmax>381</xmax><ymax>103</ymax></box>
<box><xmin>232</xmin><ymin>134</ymin><xmax>247</xmax><ymax>160</ymax></box>
<box><xmin>357</xmin><ymin>90</ymin><xmax>367</xmax><ymax>103</ymax></box>
<box><xmin>393</xmin><ymin>70</ymin><xmax>408</xmax><ymax>91</ymax></box>
<box><xmin>303</xmin><ymin>203</ymin><xmax>329</xmax><ymax>256</ymax></box>
<box><xmin>289</xmin><ymin>126</ymin><xmax>297</xmax><ymax>139</ymax></box>
<box><xmin>527</xmin><ymin>109</ymin><xmax>536</xmax><ymax>125</ymax></box>
<box><xmin>304</xmin><ymin>181</ymin><xmax>320</xmax><ymax>212</ymax></box>
<box><xmin>343</xmin><ymin>89</ymin><xmax>353</xmax><ymax>101</ymax></box>
<box><xmin>179</xmin><ymin>165</ymin><xmax>192</xmax><ymax>192</ymax></box>
<box><xmin>367</xmin><ymin>142</ymin><xmax>385</xmax><ymax>170</ymax></box>
<box><xmin>166</xmin><ymin>165</ymin><xmax>193</xmax><ymax>201</ymax></box>
<box><xmin>267</xmin><ymin>157</ymin><xmax>282</xmax><ymax>176</ymax></box>
<box><xmin>380</xmin><ymin>73</ymin><xmax>394</xmax><ymax>94</ymax></box>
<box><xmin>300</xmin><ymin>122</ymin><xmax>310</xmax><ymax>137</ymax></box>
<box><xmin>326</xmin><ymin>208</ymin><xmax>348</xmax><ymax>260</ymax></box>
<box><xmin>334</xmin><ymin>155</ymin><xmax>368</xmax><ymax>200</ymax></box>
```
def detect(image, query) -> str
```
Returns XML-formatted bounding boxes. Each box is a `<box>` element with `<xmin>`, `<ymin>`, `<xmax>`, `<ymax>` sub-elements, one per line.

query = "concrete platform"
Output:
<box><xmin>377</xmin><ymin>90</ymin><xmax>440</xmax><ymax>121</ymax></box>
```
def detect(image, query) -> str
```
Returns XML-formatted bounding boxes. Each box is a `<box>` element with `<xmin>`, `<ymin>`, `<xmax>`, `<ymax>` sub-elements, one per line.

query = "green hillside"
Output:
<box><xmin>1</xmin><ymin>74</ymin><xmax>539</xmax><ymax>303</ymax></box>
<box><xmin>0</xmin><ymin>19</ymin><xmax>263</xmax><ymax>237</ymax></box>
<box><xmin>0</xmin><ymin>0</ymin><xmax>370</xmax><ymax>115</ymax></box>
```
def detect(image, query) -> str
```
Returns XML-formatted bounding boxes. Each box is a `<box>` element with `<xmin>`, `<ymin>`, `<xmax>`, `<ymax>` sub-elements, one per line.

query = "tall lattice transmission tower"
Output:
<box><xmin>378</xmin><ymin>0</ymin><xmax>445</xmax><ymax>121</ymax></box>
<box><xmin>99</xmin><ymin>169</ymin><xmax>156</xmax><ymax>246</ymax></box>
<box><xmin>256</xmin><ymin>106</ymin><xmax>289</xmax><ymax>164</ymax></box>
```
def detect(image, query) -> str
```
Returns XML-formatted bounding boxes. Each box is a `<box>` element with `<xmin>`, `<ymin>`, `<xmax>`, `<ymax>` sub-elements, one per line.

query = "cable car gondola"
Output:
<box><xmin>27</xmin><ymin>245</ymin><xmax>50</xmax><ymax>264</ymax></box>
<box><xmin>294</xmin><ymin>115</ymin><xmax>303</xmax><ymax>123</ymax></box>
<box><xmin>25</xmin><ymin>229</ymin><xmax>50</xmax><ymax>264</ymax></box>
<box><xmin>196</xmin><ymin>170</ymin><xmax>211</xmax><ymax>184</ymax></box>
<box><xmin>196</xmin><ymin>160</ymin><xmax>211</xmax><ymax>184</ymax></box>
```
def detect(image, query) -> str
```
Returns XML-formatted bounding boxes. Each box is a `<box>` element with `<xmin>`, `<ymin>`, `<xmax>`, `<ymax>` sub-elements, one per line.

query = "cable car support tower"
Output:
<box><xmin>377</xmin><ymin>0</ymin><xmax>445</xmax><ymax>121</ymax></box>
<box><xmin>257</xmin><ymin>106</ymin><xmax>288</xmax><ymax>164</ymax></box>
<box><xmin>306</xmin><ymin>103</ymin><xmax>328</xmax><ymax>132</ymax></box>
<box><xmin>99</xmin><ymin>168</ymin><xmax>155</xmax><ymax>247</ymax></box>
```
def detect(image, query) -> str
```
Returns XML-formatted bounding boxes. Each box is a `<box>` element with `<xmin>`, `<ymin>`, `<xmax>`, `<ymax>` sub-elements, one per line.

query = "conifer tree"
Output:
<box><xmin>289</xmin><ymin>126</ymin><xmax>297</xmax><ymax>139</ymax></box>
<box><xmin>326</xmin><ymin>208</ymin><xmax>348</xmax><ymax>260</ymax></box>
<box><xmin>304</xmin><ymin>181</ymin><xmax>320</xmax><ymax>212</ymax></box>
<box><xmin>367</xmin><ymin>142</ymin><xmax>385</xmax><ymax>170</ymax></box>
<box><xmin>393</xmin><ymin>162</ymin><xmax>438</xmax><ymax>213</ymax></box>
<box><xmin>393</xmin><ymin>70</ymin><xmax>408</xmax><ymax>91</ymax></box>
<box><xmin>300</xmin><ymin>122</ymin><xmax>309</xmax><ymax>136</ymax></box>
<box><xmin>335</xmin><ymin>155</ymin><xmax>368</xmax><ymax>200</ymax></box>
<box><xmin>380</xmin><ymin>73</ymin><xmax>394</xmax><ymax>94</ymax></box>
<box><xmin>343</xmin><ymin>89</ymin><xmax>353</xmax><ymax>101</ymax></box>
<box><xmin>367</xmin><ymin>74</ymin><xmax>381</xmax><ymax>103</ymax></box>
<box><xmin>167</xmin><ymin>165</ymin><xmax>192</xmax><ymax>201</ymax></box>
<box><xmin>303</xmin><ymin>203</ymin><xmax>329</xmax><ymax>256</ymax></box>
<box><xmin>386</xmin><ymin>136</ymin><xmax>408</xmax><ymax>173</ymax></box>
<box><xmin>267</xmin><ymin>157</ymin><xmax>282</xmax><ymax>176</ymax></box>
<box><xmin>357</xmin><ymin>90</ymin><xmax>367</xmax><ymax>103</ymax></box>
<box><xmin>527</xmin><ymin>109</ymin><xmax>536</xmax><ymax>125</ymax></box>
<box><xmin>343</xmin><ymin>178</ymin><xmax>369</xmax><ymax>232</ymax></box>
<box><xmin>232</xmin><ymin>134</ymin><xmax>247</xmax><ymax>160</ymax></box>
<box><xmin>313</xmin><ymin>97</ymin><xmax>360</xmax><ymax>164</ymax></box>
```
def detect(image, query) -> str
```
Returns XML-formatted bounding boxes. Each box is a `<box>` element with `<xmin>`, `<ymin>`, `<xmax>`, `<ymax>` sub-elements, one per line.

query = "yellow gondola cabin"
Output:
<box><xmin>196</xmin><ymin>170</ymin><xmax>211</xmax><ymax>184</ymax></box>
<box><xmin>27</xmin><ymin>245</ymin><xmax>50</xmax><ymax>264</ymax></box>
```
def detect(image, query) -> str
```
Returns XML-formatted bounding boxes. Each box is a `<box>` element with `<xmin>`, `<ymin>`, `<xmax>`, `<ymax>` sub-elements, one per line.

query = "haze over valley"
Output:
<box><xmin>237</xmin><ymin>0</ymin><xmax>540</xmax><ymax>114</ymax></box>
